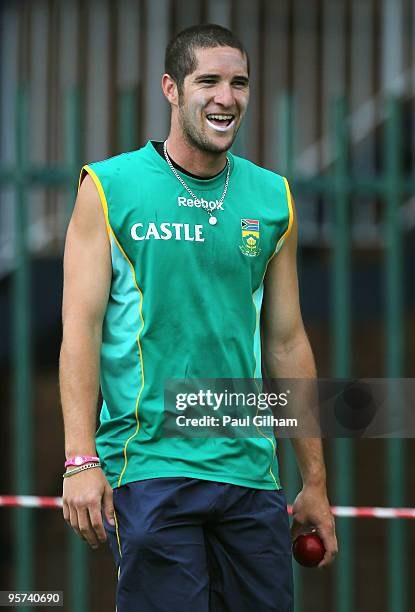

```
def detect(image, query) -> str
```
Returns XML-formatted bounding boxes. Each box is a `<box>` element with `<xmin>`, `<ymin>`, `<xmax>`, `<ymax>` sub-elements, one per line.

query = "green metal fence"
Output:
<box><xmin>278</xmin><ymin>94</ymin><xmax>410</xmax><ymax>612</ymax></box>
<box><xmin>1</xmin><ymin>88</ymin><xmax>413</xmax><ymax>611</ymax></box>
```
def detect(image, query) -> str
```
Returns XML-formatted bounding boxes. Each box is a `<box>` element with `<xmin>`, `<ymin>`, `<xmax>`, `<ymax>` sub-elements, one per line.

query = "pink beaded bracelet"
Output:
<box><xmin>64</xmin><ymin>455</ymin><xmax>100</xmax><ymax>468</ymax></box>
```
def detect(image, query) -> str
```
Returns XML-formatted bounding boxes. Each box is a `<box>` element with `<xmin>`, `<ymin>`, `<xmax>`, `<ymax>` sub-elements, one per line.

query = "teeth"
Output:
<box><xmin>207</xmin><ymin>114</ymin><xmax>234</xmax><ymax>121</ymax></box>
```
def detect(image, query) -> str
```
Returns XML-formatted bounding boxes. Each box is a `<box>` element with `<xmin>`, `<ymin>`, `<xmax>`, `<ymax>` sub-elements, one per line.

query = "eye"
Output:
<box><xmin>233</xmin><ymin>80</ymin><xmax>248</xmax><ymax>88</ymax></box>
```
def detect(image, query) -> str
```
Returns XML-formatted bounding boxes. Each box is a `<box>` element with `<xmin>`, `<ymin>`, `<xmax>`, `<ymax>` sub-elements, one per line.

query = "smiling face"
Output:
<box><xmin>174</xmin><ymin>46</ymin><xmax>250</xmax><ymax>154</ymax></box>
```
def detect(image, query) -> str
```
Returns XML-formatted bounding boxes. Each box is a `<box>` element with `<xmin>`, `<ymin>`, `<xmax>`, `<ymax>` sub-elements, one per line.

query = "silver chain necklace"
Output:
<box><xmin>163</xmin><ymin>140</ymin><xmax>230</xmax><ymax>226</ymax></box>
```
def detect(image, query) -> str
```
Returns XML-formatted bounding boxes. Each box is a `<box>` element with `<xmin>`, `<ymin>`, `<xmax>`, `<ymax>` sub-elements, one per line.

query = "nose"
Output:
<box><xmin>213</xmin><ymin>82</ymin><xmax>235</xmax><ymax>108</ymax></box>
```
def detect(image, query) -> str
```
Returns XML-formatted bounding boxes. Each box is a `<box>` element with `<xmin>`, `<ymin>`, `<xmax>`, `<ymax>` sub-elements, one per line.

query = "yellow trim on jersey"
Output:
<box><xmin>78</xmin><ymin>166</ymin><xmax>111</xmax><ymax>240</ymax></box>
<box><xmin>273</xmin><ymin>177</ymin><xmax>294</xmax><ymax>256</ymax></box>
<box><xmin>248</xmin><ymin>176</ymin><xmax>294</xmax><ymax>490</ymax></box>
<box><xmin>80</xmin><ymin>164</ymin><xmax>145</xmax><ymax>489</ymax></box>
<box><xmin>252</xmin><ymin>292</ymin><xmax>280</xmax><ymax>490</ymax></box>
<box><xmin>257</xmin><ymin>176</ymin><xmax>295</xmax><ymax>294</ymax></box>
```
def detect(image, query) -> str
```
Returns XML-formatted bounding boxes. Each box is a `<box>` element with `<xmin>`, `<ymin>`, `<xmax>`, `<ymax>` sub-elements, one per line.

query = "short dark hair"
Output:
<box><xmin>165</xmin><ymin>24</ymin><xmax>249</xmax><ymax>97</ymax></box>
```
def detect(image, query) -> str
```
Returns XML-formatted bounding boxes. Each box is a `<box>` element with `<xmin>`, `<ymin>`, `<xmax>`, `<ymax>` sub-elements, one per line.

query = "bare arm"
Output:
<box><xmin>60</xmin><ymin>174</ymin><xmax>114</xmax><ymax>549</ymax></box>
<box><xmin>261</xmin><ymin>197</ymin><xmax>337</xmax><ymax>567</ymax></box>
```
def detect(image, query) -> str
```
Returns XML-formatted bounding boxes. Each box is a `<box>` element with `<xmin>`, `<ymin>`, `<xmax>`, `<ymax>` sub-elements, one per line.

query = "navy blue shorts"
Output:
<box><xmin>104</xmin><ymin>478</ymin><xmax>293</xmax><ymax>612</ymax></box>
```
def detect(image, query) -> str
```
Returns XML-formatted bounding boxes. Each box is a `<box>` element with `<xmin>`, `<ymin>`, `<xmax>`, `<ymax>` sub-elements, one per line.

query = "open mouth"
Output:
<box><xmin>206</xmin><ymin>114</ymin><xmax>236</xmax><ymax>132</ymax></box>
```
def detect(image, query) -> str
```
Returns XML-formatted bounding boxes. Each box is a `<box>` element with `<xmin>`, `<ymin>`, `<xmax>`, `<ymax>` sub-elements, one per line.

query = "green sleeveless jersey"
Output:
<box><xmin>80</xmin><ymin>141</ymin><xmax>293</xmax><ymax>490</ymax></box>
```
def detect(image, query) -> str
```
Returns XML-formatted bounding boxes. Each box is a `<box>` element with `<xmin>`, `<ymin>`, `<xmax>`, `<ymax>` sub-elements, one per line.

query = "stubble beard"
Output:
<box><xmin>178</xmin><ymin>100</ymin><xmax>240</xmax><ymax>155</ymax></box>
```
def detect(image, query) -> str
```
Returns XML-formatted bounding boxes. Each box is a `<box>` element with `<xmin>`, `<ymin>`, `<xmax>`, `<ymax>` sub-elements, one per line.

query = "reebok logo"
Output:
<box><xmin>177</xmin><ymin>196</ymin><xmax>224</xmax><ymax>211</ymax></box>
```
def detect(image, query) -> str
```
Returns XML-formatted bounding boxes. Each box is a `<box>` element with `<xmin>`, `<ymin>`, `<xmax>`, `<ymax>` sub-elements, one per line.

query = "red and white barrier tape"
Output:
<box><xmin>0</xmin><ymin>496</ymin><xmax>415</xmax><ymax>519</ymax></box>
<box><xmin>288</xmin><ymin>505</ymin><xmax>415</xmax><ymax>519</ymax></box>
<box><xmin>0</xmin><ymin>496</ymin><xmax>63</xmax><ymax>509</ymax></box>
<box><xmin>329</xmin><ymin>506</ymin><xmax>415</xmax><ymax>520</ymax></box>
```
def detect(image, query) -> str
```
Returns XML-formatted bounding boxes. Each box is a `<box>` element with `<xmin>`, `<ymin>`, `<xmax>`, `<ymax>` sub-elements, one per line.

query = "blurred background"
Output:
<box><xmin>0</xmin><ymin>0</ymin><xmax>414</xmax><ymax>610</ymax></box>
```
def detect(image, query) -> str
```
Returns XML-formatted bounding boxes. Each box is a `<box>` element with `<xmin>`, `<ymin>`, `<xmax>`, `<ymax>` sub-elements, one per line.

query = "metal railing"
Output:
<box><xmin>280</xmin><ymin>95</ymin><xmax>411</xmax><ymax>612</ymax></box>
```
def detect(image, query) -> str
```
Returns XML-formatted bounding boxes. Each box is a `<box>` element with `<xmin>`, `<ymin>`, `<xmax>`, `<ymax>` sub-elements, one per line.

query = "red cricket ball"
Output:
<box><xmin>292</xmin><ymin>533</ymin><xmax>325</xmax><ymax>567</ymax></box>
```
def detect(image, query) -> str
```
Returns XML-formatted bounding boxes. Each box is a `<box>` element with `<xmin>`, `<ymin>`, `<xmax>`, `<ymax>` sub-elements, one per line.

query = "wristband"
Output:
<box><xmin>63</xmin><ymin>462</ymin><xmax>101</xmax><ymax>478</ymax></box>
<box><xmin>64</xmin><ymin>455</ymin><xmax>100</xmax><ymax>468</ymax></box>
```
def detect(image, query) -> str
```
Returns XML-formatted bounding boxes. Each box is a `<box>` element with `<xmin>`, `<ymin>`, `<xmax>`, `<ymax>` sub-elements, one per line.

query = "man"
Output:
<box><xmin>60</xmin><ymin>24</ymin><xmax>337</xmax><ymax>612</ymax></box>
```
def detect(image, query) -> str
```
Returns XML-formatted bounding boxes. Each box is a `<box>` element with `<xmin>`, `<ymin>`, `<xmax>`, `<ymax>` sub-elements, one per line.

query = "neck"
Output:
<box><xmin>165</xmin><ymin>130</ymin><xmax>228</xmax><ymax>178</ymax></box>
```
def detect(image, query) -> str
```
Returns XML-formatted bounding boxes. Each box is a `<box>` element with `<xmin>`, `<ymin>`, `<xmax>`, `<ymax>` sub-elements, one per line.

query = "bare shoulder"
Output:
<box><xmin>261</xmin><ymin>197</ymin><xmax>304</xmax><ymax>345</ymax></box>
<box><xmin>68</xmin><ymin>173</ymin><xmax>107</xmax><ymax>237</ymax></box>
<box><xmin>265</xmin><ymin>196</ymin><xmax>298</xmax><ymax>280</ymax></box>
<box><xmin>77</xmin><ymin>172</ymin><xmax>101</xmax><ymax>206</ymax></box>
<box><xmin>62</xmin><ymin>173</ymin><xmax>111</xmax><ymax>322</ymax></box>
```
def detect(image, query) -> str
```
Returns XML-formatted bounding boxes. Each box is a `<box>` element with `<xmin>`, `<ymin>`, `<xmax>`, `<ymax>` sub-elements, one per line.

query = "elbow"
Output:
<box><xmin>263</xmin><ymin>328</ymin><xmax>310</xmax><ymax>359</ymax></box>
<box><xmin>262</xmin><ymin>343</ymin><xmax>297</xmax><ymax>370</ymax></box>
<box><xmin>262</xmin><ymin>330</ymin><xmax>315</xmax><ymax>375</ymax></box>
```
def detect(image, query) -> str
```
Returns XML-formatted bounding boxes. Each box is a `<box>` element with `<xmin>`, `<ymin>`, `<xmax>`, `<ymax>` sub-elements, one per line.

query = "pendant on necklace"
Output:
<box><xmin>209</xmin><ymin>216</ymin><xmax>217</xmax><ymax>226</ymax></box>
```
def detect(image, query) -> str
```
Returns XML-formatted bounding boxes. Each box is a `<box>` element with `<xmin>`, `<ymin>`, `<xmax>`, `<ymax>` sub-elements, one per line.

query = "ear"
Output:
<box><xmin>162</xmin><ymin>73</ymin><xmax>179</xmax><ymax>107</ymax></box>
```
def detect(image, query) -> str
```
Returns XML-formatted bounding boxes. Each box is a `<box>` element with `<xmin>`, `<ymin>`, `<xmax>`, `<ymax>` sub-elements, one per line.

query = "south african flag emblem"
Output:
<box><xmin>240</xmin><ymin>219</ymin><xmax>261</xmax><ymax>257</ymax></box>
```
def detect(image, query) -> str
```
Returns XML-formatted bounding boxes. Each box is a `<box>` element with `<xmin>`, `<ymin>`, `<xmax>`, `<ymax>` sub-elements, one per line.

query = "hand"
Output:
<box><xmin>62</xmin><ymin>467</ymin><xmax>115</xmax><ymax>549</ymax></box>
<box><xmin>291</xmin><ymin>483</ymin><xmax>338</xmax><ymax>568</ymax></box>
